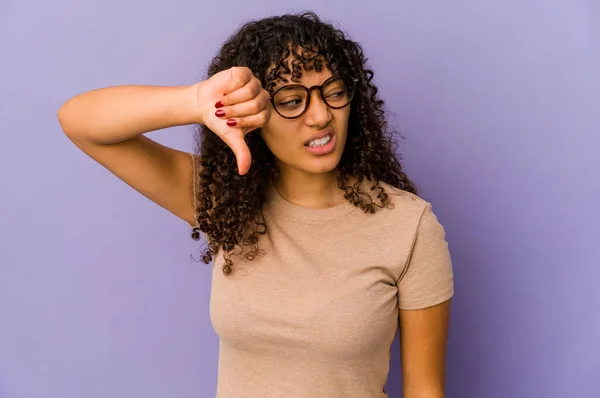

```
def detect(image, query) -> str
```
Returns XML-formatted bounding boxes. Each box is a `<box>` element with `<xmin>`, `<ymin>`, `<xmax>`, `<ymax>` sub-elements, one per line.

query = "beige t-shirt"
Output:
<box><xmin>201</xmin><ymin>178</ymin><xmax>454</xmax><ymax>398</ymax></box>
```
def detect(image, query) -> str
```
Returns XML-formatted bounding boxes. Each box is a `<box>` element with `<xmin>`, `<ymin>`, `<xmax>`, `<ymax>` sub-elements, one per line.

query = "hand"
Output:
<box><xmin>195</xmin><ymin>66</ymin><xmax>271</xmax><ymax>175</ymax></box>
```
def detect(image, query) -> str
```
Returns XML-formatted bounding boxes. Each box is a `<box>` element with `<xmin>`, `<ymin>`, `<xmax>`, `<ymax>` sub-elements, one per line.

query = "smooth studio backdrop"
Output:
<box><xmin>1</xmin><ymin>1</ymin><xmax>599</xmax><ymax>397</ymax></box>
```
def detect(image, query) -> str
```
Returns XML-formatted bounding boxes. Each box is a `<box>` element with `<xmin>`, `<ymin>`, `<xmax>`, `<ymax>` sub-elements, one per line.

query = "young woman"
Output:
<box><xmin>58</xmin><ymin>11</ymin><xmax>454</xmax><ymax>398</ymax></box>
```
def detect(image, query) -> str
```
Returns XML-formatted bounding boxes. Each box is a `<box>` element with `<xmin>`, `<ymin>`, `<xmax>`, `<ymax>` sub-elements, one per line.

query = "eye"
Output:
<box><xmin>325</xmin><ymin>90</ymin><xmax>345</xmax><ymax>98</ymax></box>
<box><xmin>277</xmin><ymin>98</ymin><xmax>304</xmax><ymax>108</ymax></box>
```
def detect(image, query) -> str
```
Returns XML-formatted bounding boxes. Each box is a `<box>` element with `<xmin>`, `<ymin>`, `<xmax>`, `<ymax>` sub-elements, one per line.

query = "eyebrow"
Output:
<box><xmin>272</xmin><ymin>76</ymin><xmax>336</xmax><ymax>91</ymax></box>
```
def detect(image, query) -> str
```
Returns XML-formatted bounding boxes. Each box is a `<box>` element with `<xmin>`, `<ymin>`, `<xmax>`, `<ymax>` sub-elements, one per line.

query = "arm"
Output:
<box><xmin>58</xmin><ymin>84</ymin><xmax>200</xmax><ymax>226</ymax></box>
<box><xmin>397</xmin><ymin>202</ymin><xmax>455</xmax><ymax>397</ymax></box>
<box><xmin>57</xmin><ymin>67</ymin><xmax>270</xmax><ymax>226</ymax></box>
<box><xmin>399</xmin><ymin>299</ymin><xmax>451</xmax><ymax>398</ymax></box>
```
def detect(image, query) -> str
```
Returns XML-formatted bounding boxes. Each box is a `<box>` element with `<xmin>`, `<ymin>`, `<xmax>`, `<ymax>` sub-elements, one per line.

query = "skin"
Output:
<box><xmin>260</xmin><ymin>69</ymin><xmax>350</xmax><ymax>208</ymax></box>
<box><xmin>399</xmin><ymin>300</ymin><xmax>451</xmax><ymax>397</ymax></box>
<box><xmin>58</xmin><ymin>60</ymin><xmax>451</xmax><ymax>397</ymax></box>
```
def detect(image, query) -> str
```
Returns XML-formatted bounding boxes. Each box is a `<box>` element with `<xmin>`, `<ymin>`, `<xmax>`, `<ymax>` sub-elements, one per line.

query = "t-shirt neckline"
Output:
<box><xmin>265</xmin><ymin>180</ymin><xmax>358</xmax><ymax>222</ymax></box>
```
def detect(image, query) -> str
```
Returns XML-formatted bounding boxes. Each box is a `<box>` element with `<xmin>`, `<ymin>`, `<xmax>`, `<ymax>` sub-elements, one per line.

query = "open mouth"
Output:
<box><xmin>305</xmin><ymin>134</ymin><xmax>333</xmax><ymax>147</ymax></box>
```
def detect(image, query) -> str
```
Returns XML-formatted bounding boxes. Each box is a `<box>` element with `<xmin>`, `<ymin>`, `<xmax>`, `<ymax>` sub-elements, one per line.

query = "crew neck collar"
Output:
<box><xmin>265</xmin><ymin>180</ymin><xmax>358</xmax><ymax>222</ymax></box>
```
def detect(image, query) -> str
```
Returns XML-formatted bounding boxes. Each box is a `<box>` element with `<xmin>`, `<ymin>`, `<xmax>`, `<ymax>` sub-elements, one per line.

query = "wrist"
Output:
<box><xmin>182</xmin><ymin>82</ymin><xmax>204</xmax><ymax>125</ymax></box>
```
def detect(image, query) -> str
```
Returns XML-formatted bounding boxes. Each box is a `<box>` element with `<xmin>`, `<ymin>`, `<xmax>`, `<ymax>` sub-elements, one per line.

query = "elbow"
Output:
<box><xmin>57</xmin><ymin>99</ymin><xmax>90</xmax><ymax>145</ymax></box>
<box><xmin>57</xmin><ymin>100</ymin><xmax>75</xmax><ymax>138</ymax></box>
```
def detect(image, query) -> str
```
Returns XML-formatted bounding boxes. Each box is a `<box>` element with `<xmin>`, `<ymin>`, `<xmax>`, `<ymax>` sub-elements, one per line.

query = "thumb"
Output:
<box><xmin>221</xmin><ymin>129</ymin><xmax>252</xmax><ymax>175</ymax></box>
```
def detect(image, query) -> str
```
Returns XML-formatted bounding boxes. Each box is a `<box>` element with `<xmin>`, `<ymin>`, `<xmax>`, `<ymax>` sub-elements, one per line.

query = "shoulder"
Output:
<box><xmin>377</xmin><ymin>181</ymin><xmax>449</xmax><ymax>245</ymax></box>
<box><xmin>373</xmin><ymin>180</ymin><xmax>429</xmax><ymax>217</ymax></box>
<box><xmin>345</xmin><ymin>179</ymin><xmax>431</xmax><ymax>234</ymax></box>
<box><xmin>365</xmin><ymin>180</ymin><xmax>447</xmax><ymax>237</ymax></box>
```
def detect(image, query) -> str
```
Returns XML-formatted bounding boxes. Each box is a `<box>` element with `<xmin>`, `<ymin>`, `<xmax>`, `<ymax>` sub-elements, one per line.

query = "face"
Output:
<box><xmin>260</xmin><ymin>68</ymin><xmax>351</xmax><ymax>176</ymax></box>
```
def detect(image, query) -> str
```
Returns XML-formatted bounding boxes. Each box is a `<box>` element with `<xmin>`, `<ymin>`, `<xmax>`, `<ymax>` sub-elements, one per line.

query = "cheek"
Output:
<box><xmin>329</xmin><ymin>112</ymin><xmax>350</xmax><ymax>146</ymax></box>
<box><xmin>338</xmin><ymin>109</ymin><xmax>351</xmax><ymax>131</ymax></box>
<box><xmin>260</xmin><ymin>119</ymin><xmax>300</xmax><ymax>155</ymax></box>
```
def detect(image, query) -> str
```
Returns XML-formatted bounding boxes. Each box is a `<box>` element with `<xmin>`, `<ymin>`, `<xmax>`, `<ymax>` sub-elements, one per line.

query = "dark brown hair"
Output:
<box><xmin>192</xmin><ymin>11</ymin><xmax>418</xmax><ymax>275</ymax></box>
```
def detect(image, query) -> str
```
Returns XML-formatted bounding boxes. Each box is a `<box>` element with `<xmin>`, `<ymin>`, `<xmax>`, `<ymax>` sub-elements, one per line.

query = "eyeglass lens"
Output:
<box><xmin>272</xmin><ymin>78</ymin><xmax>353</xmax><ymax>118</ymax></box>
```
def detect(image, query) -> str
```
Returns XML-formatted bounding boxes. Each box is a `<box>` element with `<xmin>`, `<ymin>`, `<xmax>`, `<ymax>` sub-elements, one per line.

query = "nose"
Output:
<box><xmin>304</xmin><ymin>90</ymin><xmax>331</xmax><ymax>127</ymax></box>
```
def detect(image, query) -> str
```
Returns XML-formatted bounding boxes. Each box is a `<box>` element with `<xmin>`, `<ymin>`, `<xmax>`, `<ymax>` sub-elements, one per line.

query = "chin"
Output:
<box><xmin>301</xmin><ymin>154</ymin><xmax>343</xmax><ymax>175</ymax></box>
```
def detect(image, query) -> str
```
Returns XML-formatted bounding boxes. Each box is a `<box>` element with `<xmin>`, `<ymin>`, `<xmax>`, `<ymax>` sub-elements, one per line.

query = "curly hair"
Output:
<box><xmin>191</xmin><ymin>11</ymin><xmax>418</xmax><ymax>275</ymax></box>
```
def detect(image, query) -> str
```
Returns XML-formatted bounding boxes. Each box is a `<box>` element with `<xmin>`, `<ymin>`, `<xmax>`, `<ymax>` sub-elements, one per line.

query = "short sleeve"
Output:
<box><xmin>397</xmin><ymin>202</ymin><xmax>454</xmax><ymax>310</ymax></box>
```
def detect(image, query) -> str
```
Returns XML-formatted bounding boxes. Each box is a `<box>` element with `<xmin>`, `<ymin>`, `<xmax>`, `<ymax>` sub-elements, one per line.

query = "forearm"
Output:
<box><xmin>57</xmin><ymin>84</ymin><xmax>199</xmax><ymax>145</ymax></box>
<box><xmin>403</xmin><ymin>386</ymin><xmax>444</xmax><ymax>398</ymax></box>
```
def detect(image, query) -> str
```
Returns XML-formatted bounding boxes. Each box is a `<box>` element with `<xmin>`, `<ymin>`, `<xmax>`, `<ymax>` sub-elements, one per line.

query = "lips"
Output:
<box><xmin>304</xmin><ymin>129</ymin><xmax>334</xmax><ymax>146</ymax></box>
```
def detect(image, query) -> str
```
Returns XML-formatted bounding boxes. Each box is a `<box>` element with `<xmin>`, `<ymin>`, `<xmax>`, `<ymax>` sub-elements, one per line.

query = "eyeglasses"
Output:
<box><xmin>269</xmin><ymin>76</ymin><xmax>358</xmax><ymax>119</ymax></box>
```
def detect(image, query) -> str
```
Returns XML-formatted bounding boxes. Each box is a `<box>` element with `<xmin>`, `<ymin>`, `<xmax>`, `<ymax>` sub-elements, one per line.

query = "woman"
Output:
<box><xmin>58</xmin><ymin>11</ymin><xmax>454</xmax><ymax>398</ymax></box>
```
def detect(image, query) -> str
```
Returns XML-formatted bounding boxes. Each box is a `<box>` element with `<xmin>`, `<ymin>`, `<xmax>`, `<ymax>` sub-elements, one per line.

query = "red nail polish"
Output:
<box><xmin>215</xmin><ymin>101</ymin><xmax>224</xmax><ymax>108</ymax></box>
<box><xmin>226</xmin><ymin>119</ymin><xmax>237</xmax><ymax>127</ymax></box>
<box><xmin>215</xmin><ymin>109</ymin><xmax>225</xmax><ymax>117</ymax></box>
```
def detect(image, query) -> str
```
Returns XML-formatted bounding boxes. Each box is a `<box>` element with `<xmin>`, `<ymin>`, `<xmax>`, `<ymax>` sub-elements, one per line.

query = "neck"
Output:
<box><xmin>273</xmin><ymin>166</ymin><xmax>345</xmax><ymax>208</ymax></box>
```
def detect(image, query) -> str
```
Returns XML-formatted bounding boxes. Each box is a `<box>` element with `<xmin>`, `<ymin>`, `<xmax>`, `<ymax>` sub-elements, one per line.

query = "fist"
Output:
<box><xmin>195</xmin><ymin>66</ymin><xmax>271</xmax><ymax>175</ymax></box>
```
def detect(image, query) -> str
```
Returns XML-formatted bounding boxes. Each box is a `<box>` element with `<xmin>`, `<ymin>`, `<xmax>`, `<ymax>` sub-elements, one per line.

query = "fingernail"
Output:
<box><xmin>215</xmin><ymin>109</ymin><xmax>225</xmax><ymax>117</ymax></box>
<box><xmin>215</xmin><ymin>101</ymin><xmax>224</xmax><ymax>108</ymax></box>
<box><xmin>226</xmin><ymin>119</ymin><xmax>237</xmax><ymax>127</ymax></box>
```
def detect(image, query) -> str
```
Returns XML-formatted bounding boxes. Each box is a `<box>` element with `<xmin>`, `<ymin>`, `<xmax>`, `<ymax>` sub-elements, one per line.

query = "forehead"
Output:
<box><xmin>271</xmin><ymin>70</ymin><xmax>334</xmax><ymax>91</ymax></box>
<box><xmin>266</xmin><ymin>47</ymin><xmax>334</xmax><ymax>92</ymax></box>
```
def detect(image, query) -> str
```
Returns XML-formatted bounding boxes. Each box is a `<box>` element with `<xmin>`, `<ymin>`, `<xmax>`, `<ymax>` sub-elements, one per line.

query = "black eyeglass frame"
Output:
<box><xmin>269</xmin><ymin>76</ymin><xmax>359</xmax><ymax>119</ymax></box>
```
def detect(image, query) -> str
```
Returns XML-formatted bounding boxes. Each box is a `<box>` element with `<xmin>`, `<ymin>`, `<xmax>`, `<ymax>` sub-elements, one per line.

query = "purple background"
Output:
<box><xmin>1</xmin><ymin>1</ymin><xmax>599</xmax><ymax>397</ymax></box>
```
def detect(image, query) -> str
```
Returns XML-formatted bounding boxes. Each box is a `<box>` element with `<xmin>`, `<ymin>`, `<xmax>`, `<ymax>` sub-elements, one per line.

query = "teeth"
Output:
<box><xmin>308</xmin><ymin>135</ymin><xmax>332</xmax><ymax>147</ymax></box>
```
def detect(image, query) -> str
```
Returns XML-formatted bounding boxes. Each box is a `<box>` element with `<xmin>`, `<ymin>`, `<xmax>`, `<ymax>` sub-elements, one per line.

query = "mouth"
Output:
<box><xmin>303</xmin><ymin>130</ymin><xmax>337</xmax><ymax>156</ymax></box>
<box><xmin>304</xmin><ymin>130</ymin><xmax>334</xmax><ymax>147</ymax></box>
